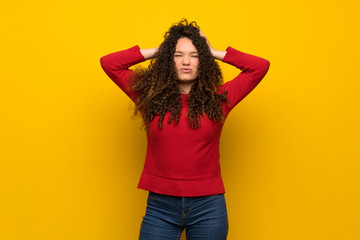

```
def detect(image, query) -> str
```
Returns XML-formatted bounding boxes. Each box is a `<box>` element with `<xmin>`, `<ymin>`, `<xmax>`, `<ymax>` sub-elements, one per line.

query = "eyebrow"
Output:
<box><xmin>175</xmin><ymin>51</ymin><xmax>199</xmax><ymax>54</ymax></box>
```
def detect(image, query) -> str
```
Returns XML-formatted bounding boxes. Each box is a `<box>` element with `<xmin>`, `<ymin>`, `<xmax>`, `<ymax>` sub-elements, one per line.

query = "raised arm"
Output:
<box><xmin>221</xmin><ymin>47</ymin><xmax>270</xmax><ymax>111</ymax></box>
<box><xmin>100</xmin><ymin>45</ymin><xmax>158</xmax><ymax>102</ymax></box>
<box><xmin>199</xmin><ymin>30</ymin><xmax>270</xmax><ymax>111</ymax></box>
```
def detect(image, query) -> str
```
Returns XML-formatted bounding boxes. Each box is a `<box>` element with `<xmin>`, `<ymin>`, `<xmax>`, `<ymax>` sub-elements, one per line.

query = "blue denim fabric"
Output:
<box><xmin>139</xmin><ymin>192</ymin><xmax>228</xmax><ymax>240</ymax></box>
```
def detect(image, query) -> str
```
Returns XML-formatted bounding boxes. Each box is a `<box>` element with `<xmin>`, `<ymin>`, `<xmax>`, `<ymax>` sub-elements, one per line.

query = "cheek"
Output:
<box><xmin>192</xmin><ymin>59</ymin><xmax>199</xmax><ymax>68</ymax></box>
<box><xmin>174</xmin><ymin>59</ymin><xmax>181</xmax><ymax>68</ymax></box>
<box><xmin>194</xmin><ymin>61</ymin><xmax>199</xmax><ymax>72</ymax></box>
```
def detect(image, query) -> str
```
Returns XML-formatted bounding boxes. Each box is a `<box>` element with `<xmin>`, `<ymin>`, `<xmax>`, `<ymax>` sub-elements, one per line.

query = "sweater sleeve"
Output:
<box><xmin>220</xmin><ymin>46</ymin><xmax>270</xmax><ymax>112</ymax></box>
<box><xmin>100</xmin><ymin>45</ymin><xmax>146</xmax><ymax>102</ymax></box>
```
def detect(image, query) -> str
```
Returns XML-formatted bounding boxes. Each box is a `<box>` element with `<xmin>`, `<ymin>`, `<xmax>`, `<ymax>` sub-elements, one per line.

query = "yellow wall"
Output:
<box><xmin>1</xmin><ymin>0</ymin><xmax>359</xmax><ymax>239</ymax></box>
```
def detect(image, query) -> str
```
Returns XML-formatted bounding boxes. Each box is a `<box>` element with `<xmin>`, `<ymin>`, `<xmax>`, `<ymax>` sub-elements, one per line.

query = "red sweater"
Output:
<box><xmin>100</xmin><ymin>45</ymin><xmax>270</xmax><ymax>197</ymax></box>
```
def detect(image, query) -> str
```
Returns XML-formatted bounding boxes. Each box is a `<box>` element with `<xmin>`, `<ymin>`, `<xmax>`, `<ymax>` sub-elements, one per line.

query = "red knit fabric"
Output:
<box><xmin>100</xmin><ymin>45</ymin><xmax>270</xmax><ymax>197</ymax></box>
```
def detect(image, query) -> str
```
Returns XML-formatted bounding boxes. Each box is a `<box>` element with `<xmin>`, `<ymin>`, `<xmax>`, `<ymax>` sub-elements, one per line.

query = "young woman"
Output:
<box><xmin>100</xmin><ymin>19</ymin><xmax>270</xmax><ymax>240</ymax></box>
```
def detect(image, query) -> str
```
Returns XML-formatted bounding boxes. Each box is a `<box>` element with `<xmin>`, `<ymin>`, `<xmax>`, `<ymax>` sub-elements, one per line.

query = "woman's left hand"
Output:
<box><xmin>199</xmin><ymin>29</ymin><xmax>226</xmax><ymax>60</ymax></box>
<box><xmin>199</xmin><ymin>29</ymin><xmax>215</xmax><ymax>53</ymax></box>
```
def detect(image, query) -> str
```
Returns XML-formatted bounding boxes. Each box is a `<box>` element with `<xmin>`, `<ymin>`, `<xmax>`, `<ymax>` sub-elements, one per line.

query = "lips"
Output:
<box><xmin>180</xmin><ymin>68</ymin><xmax>192</xmax><ymax>73</ymax></box>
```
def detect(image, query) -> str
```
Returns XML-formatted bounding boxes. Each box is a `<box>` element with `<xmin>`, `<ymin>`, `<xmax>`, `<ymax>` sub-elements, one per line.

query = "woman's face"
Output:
<box><xmin>174</xmin><ymin>37</ymin><xmax>199</xmax><ymax>83</ymax></box>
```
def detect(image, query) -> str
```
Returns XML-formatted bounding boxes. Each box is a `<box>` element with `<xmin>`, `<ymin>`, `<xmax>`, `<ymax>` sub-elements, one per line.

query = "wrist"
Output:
<box><xmin>140</xmin><ymin>47</ymin><xmax>158</xmax><ymax>60</ymax></box>
<box><xmin>211</xmin><ymin>49</ymin><xmax>226</xmax><ymax>60</ymax></box>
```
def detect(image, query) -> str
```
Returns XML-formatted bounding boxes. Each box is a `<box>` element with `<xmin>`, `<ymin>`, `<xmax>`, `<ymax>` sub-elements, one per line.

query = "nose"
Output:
<box><xmin>182</xmin><ymin>55</ymin><xmax>190</xmax><ymax>65</ymax></box>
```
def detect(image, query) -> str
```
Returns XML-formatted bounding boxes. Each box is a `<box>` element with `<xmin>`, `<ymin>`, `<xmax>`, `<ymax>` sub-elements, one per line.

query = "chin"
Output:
<box><xmin>178</xmin><ymin>76</ymin><xmax>198</xmax><ymax>81</ymax></box>
<box><xmin>178</xmin><ymin>78</ymin><xmax>197</xmax><ymax>83</ymax></box>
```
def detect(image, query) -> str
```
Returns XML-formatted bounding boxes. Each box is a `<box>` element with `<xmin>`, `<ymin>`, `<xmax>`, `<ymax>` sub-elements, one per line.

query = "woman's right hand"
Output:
<box><xmin>140</xmin><ymin>47</ymin><xmax>159</xmax><ymax>60</ymax></box>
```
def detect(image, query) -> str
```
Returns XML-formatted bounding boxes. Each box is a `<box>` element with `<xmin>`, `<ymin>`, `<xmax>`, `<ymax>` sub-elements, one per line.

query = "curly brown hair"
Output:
<box><xmin>130</xmin><ymin>19</ymin><xmax>230</xmax><ymax>129</ymax></box>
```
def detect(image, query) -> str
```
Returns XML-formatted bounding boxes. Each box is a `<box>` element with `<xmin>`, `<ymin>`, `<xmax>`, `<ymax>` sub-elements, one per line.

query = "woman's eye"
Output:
<box><xmin>192</xmin><ymin>55</ymin><xmax>199</xmax><ymax>58</ymax></box>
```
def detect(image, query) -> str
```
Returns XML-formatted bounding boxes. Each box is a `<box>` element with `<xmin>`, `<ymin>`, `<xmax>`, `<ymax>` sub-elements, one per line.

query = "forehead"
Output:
<box><xmin>175</xmin><ymin>37</ymin><xmax>198</xmax><ymax>52</ymax></box>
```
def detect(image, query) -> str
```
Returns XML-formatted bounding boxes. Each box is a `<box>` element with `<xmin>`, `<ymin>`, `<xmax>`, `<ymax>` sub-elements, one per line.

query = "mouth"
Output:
<box><xmin>180</xmin><ymin>68</ymin><xmax>192</xmax><ymax>73</ymax></box>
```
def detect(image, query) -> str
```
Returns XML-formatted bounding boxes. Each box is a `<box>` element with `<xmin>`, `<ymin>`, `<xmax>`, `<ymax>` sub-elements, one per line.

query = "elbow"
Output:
<box><xmin>100</xmin><ymin>56</ymin><xmax>111</xmax><ymax>71</ymax></box>
<box><xmin>262</xmin><ymin>59</ymin><xmax>270</xmax><ymax>75</ymax></box>
<box><xmin>263</xmin><ymin>59</ymin><xmax>270</xmax><ymax>70</ymax></box>
<box><xmin>255</xmin><ymin>57</ymin><xmax>270</xmax><ymax>73</ymax></box>
<box><xmin>99</xmin><ymin>56</ymin><xmax>112</xmax><ymax>76</ymax></box>
<box><xmin>100</xmin><ymin>56</ymin><xmax>106</xmax><ymax>67</ymax></box>
<box><xmin>257</xmin><ymin>59</ymin><xmax>270</xmax><ymax>79</ymax></box>
<box><xmin>266</xmin><ymin>59</ymin><xmax>270</xmax><ymax>69</ymax></box>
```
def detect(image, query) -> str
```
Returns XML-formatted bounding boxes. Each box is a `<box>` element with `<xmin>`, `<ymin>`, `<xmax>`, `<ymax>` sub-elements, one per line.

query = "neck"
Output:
<box><xmin>178</xmin><ymin>80</ymin><xmax>196</xmax><ymax>94</ymax></box>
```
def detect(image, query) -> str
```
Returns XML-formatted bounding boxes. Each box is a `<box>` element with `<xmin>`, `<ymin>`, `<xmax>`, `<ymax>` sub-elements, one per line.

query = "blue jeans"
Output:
<box><xmin>139</xmin><ymin>192</ymin><xmax>228</xmax><ymax>240</ymax></box>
